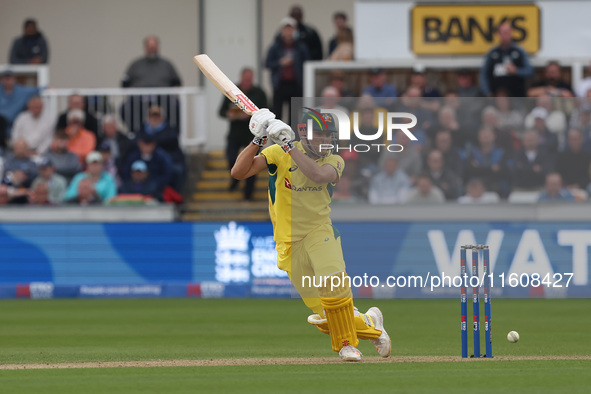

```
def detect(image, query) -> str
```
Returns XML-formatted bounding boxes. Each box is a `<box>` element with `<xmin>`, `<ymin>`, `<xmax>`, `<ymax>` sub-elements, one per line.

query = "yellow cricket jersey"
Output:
<box><xmin>260</xmin><ymin>141</ymin><xmax>345</xmax><ymax>243</ymax></box>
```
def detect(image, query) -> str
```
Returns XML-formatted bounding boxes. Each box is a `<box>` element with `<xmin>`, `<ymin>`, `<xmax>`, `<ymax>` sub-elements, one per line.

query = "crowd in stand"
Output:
<box><xmin>0</xmin><ymin>19</ymin><xmax>185</xmax><ymax>206</ymax></box>
<box><xmin>3</xmin><ymin>10</ymin><xmax>591</xmax><ymax>207</ymax></box>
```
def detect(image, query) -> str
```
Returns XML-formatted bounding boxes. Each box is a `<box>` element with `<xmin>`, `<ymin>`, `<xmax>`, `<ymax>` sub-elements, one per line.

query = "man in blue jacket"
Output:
<box><xmin>9</xmin><ymin>19</ymin><xmax>49</xmax><ymax>64</ymax></box>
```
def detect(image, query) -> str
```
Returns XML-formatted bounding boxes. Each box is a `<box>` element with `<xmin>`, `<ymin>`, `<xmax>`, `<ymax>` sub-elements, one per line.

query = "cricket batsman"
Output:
<box><xmin>231</xmin><ymin>108</ymin><xmax>391</xmax><ymax>361</ymax></box>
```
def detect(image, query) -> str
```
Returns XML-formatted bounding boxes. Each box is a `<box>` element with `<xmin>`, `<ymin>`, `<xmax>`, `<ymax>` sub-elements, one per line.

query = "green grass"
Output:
<box><xmin>1</xmin><ymin>298</ymin><xmax>590</xmax><ymax>393</ymax></box>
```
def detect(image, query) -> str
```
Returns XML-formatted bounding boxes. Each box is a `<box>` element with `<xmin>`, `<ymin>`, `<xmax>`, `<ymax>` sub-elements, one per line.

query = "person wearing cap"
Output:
<box><xmin>45</xmin><ymin>130</ymin><xmax>82</xmax><ymax>181</ymax></box>
<box><xmin>265</xmin><ymin>16</ymin><xmax>310</xmax><ymax>122</ymax></box>
<box><xmin>219</xmin><ymin>68</ymin><xmax>267</xmax><ymax>200</ymax></box>
<box><xmin>120</xmin><ymin>160</ymin><xmax>161</xmax><ymax>201</ymax></box>
<box><xmin>64</xmin><ymin>151</ymin><xmax>117</xmax><ymax>203</ymax></box>
<box><xmin>0</xmin><ymin>69</ymin><xmax>40</xmax><ymax>132</ymax></box>
<box><xmin>361</xmin><ymin>68</ymin><xmax>397</xmax><ymax>110</ymax></box>
<box><xmin>31</xmin><ymin>157</ymin><xmax>67</xmax><ymax>204</ymax></box>
<box><xmin>121</xmin><ymin>133</ymin><xmax>173</xmax><ymax>196</ymax></box>
<box><xmin>524</xmin><ymin>96</ymin><xmax>567</xmax><ymax>142</ymax></box>
<box><xmin>98</xmin><ymin>140</ymin><xmax>120</xmax><ymax>187</ymax></box>
<box><xmin>55</xmin><ymin>94</ymin><xmax>99</xmax><ymax>137</ymax></box>
<box><xmin>137</xmin><ymin>105</ymin><xmax>185</xmax><ymax>192</ymax></box>
<box><xmin>525</xmin><ymin>106</ymin><xmax>560</xmax><ymax>155</ymax></box>
<box><xmin>65</xmin><ymin>108</ymin><xmax>97</xmax><ymax>164</ymax></box>
<box><xmin>1</xmin><ymin>162</ymin><xmax>31</xmax><ymax>205</ymax></box>
<box><xmin>479</xmin><ymin>22</ymin><xmax>533</xmax><ymax>97</ymax></box>
<box><xmin>11</xmin><ymin>96</ymin><xmax>56</xmax><ymax>155</ymax></box>
<box><xmin>9</xmin><ymin>19</ymin><xmax>49</xmax><ymax>65</ymax></box>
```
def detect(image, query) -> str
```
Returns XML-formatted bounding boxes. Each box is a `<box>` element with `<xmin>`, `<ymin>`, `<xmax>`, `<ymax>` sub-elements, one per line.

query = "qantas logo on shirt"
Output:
<box><xmin>283</xmin><ymin>178</ymin><xmax>323</xmax><ymax>192</ymax></box>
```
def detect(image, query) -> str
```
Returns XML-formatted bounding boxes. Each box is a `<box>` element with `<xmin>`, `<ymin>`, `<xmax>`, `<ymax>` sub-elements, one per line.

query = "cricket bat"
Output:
<box><xmin>193</xmin><ymin>54</ymin><xmax>259</xmax><ymax>115</ymax></box>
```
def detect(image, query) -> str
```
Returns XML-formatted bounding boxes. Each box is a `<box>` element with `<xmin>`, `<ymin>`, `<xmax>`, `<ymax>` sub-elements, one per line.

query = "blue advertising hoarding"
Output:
<box><xmin>0</xmin><ymin>221</ymin><xmax>589</xmax><ymax>298</ymax></box>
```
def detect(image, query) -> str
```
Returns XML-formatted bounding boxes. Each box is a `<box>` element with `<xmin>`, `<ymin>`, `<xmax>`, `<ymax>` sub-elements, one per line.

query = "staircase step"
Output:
<box><xmin>197</xmin><ymin>179</ymin><xmax>268</xmax><ymax>190</ymax></box>
<box><xmin>185</xmin><ymin>200</ymin><xmax>268</xmax><ymax>211</ymax></box>
<box><xmin>207</xmin><ymin>160</ymin><xmax>229</xmax><ymax>170</ymax></box>
<box><xmin>183</xmin><ymin>211</ymin><xmax>270</xmax><ymax>221</ymax></box>
<box><xmin>193</xmin><ymin>191</ymin><xmax>268</xmax><ymax>201</ymax></box>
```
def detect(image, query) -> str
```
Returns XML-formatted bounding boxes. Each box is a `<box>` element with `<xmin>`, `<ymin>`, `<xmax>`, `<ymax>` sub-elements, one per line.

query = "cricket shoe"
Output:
<box><xmin>339</xmin><ymin>345</ymin><xmax>362</xmax><ymax>361</ymax></box>
<box><xmin>366</xmin><ymin>307</ymin><xmax>391</xmax><ymax>358</ymax></box>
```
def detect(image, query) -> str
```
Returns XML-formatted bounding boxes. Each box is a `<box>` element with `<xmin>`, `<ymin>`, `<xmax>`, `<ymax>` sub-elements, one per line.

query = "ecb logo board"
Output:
<box><xmin>411</xmin><ymin>4</ymin><xmax>540</xmax><ymax>55</ymax></box>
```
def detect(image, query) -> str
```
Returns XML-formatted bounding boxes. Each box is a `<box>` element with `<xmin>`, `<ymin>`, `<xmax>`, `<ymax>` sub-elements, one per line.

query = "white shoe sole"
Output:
<box><xmin>367</xmin><ymin>307</ymin><xmax>391</xmax><ymax>358</ymax></box>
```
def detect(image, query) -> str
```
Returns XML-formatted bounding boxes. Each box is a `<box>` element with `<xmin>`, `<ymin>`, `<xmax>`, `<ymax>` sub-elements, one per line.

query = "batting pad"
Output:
<box><xmin>308</xmin><ymin>309</ymin><xmax>382</xmax><ymax>340</ymax></box>
<box><xmin>319</xmin><ymin>280</ymin><xmax>359</xmax><ymax>352</ymax></box>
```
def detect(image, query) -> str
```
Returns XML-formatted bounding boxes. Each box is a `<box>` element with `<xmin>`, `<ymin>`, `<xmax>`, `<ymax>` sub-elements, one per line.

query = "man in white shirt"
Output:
<box><xmin>368</xmin><ymin>155</ymin><xmax>410</xmax><ymax>204</ymax></box>
<box><xmin>575</xmin><ymin>63</ymin><xmax>591</xmax><ymax>98</ymax></box>
<box><xmin>11</xmin><ymin>96</ymin><xmax>56</xmax><ymax>155</ymax></box>
<box><xmin>458</xmin><ymin>178</ymin><xmax>500</xmax><ymax>204</ymax></box>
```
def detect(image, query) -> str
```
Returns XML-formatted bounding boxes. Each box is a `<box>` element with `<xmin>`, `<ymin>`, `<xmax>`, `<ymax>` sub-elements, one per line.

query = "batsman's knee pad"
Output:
<box><xmin>319</xmin><ymin>272</ymin><xmax>359</xmax><ymax>352</ymax></box>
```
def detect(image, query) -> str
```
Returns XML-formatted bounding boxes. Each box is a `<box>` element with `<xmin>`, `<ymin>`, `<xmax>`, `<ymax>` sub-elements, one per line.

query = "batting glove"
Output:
<box><xmin>249</xmin><ymin>108</ymin><xmax>275</xmax><ymax>139</ymax></box>
<box><xmin>267</xmin><ymin>119</ymin><xmax>296</xmax><ymax>153</ymax></box>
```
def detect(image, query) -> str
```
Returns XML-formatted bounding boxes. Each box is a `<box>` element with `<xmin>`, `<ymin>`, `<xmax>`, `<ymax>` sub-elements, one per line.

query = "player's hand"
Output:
<box><xmin>267</xmin><ymin>119</ymin><xmax>295</xmax><ymax>152</ymax></box>
<box><xmin>249</xmin><ymin>108</ymin><xmax>275</xmax><ymax>138</ymax></box>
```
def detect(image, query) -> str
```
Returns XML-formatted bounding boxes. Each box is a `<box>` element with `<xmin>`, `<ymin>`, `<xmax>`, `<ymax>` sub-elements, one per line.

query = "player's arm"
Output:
<box><xmin>231</xmin><ymin>144</ymin><xmax>267</xmax><ymax>180</ymax></box>
<box><xmin>231</xmin><ymin>108</ymin><xmax>276</xmax><ymax>180</ymax></box>
<box><xmin>290</xmin><ymin>148</ymin><xmax>338</xmax><ymax>184</ymax></box>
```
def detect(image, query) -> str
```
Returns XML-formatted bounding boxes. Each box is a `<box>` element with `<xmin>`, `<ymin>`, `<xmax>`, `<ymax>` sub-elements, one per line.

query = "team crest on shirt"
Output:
<box><xmin>323</xmin><ymin>114</ymin><xmax>333</xmax><ymax>123</ymax></box>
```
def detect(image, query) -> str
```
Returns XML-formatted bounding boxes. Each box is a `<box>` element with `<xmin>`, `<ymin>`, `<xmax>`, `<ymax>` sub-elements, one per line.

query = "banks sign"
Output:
<box><xmin>411</xmin><ymin>4</ymin><xmax>540</xmax><ymax>55</ymax></box>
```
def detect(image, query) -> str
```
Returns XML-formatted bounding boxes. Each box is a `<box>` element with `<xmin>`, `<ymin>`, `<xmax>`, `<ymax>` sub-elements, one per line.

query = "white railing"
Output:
<box><xmin>40</xmin><ymin>87</ymin><xmax>207</xmax><ymax>148</ymax></box>
<box><xmin>0</xmin><ymin>64</ymin><xmax>49</xmax><ymax>87</ymax></box>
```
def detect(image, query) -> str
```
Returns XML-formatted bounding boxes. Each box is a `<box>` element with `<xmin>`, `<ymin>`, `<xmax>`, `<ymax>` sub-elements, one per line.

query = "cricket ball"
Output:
<box><xmin>507</xmin><ymin>331</ymin><xmax>520</xmax><ymax>343</ymax></box>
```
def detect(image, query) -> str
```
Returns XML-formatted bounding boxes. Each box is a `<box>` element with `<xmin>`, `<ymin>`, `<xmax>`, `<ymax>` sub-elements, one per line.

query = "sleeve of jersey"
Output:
<box><xmin>327</xmin><ymin>155</ymin><xmax>345</xmax><ymax>179</ymax></box>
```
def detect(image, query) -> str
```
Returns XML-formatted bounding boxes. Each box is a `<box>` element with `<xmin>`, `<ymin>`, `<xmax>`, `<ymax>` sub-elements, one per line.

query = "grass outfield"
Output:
<box><xmin>1</xmin><ymin>298</ymin><xmax>590</xmax><ymax>393</ymax></box>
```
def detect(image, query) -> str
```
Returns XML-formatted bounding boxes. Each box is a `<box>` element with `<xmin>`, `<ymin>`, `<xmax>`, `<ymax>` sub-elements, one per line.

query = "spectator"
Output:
<box><xmin>11</xmin><ymin>96</ymin><xmax>56</xmax><ymax>155</ymax></box>
<box><xmin>0</xmin><ymin>184</ymin><xmax>9</xmax><ymax>205</ymax></box>
<box><xmin>490</xmin><ymin>93</ymin><xmax>524</xmax><ymax>133</ymax></box>
<box><xmin>9</xmin><ymin>19</ymin><xmax>49</xmax><ymax>65</ymax></box>
<box><xmin>122</xmin><ymin>133</ymin><xmax>173</xmax><ymax>196</ymax></box>
<box><xmin>348</xmin><ymin>98</ymin><xmax>383</xmax><ymax>174</ymax></box>
<box><xmin>456</xmin><ymin>69</ymin><xmax>481</xmax><ymax>97</ymax></box>
<box><xmin>65</xmin><ymin>151</ymin><xmax>117</xmax><ymax>203</ymax></box>
<box><xmin>405</xmin><ymin>172</ymin><xmax>445</xmax><ymax>204</ymax></box>
<box><xmin>569</xmin><ymin>102</ymin><xmax>591</xmax><ymax>148</ymax></box>
<box><xmin>479</xmin><ymin>22</ymin><xmax>533</xmax><ymax>97</ymax></box>
<box><xmin>328</xmin><ymin>12</ymin><xmax>348</xmax><ymax>56</ymax></box>
<box><xmin>65</xmin><ymin>109</ymin><xmax>96</xmax><ymax>164</ymax></box>
<box><xmin>556</xmin><ymin>129</ymin><xmax>591</xmax><ymax>190</ymax></box>
<box><xmin>28</xmin><ymin>181</ymin><xmax>51</xmax><ymax>205</ymax></box>
<box><xmin>425</xmin><ymin>149</ymin><xmax>462</xmax><ymax>200</ymax></box>
<box><xmin>527</xmin><ymin>107</ymin><xmax>560</xmax><ymax>155</ymax></box>
<box><xmin>524</xmin><ymin>96</ymin><xmax>567</xmax><ymax>146</ymax></box>
<box><xmin>137</xmin><ymin>105</ymin><xmax>185</xmax><ymax>192</ymax></box>
<box><xmin>327</xmin><ymin>70</ymin><xmax>355</xmax><ymax>110</ymax></box>
<box><xmin>65</xmin><ymin>178</ymin><xmax>100</xmax><ymax>205</ymax></box>
<box><xmin>45</xmin><ymin>130</ymin><xmax>82</xmax><ymax>181</ymax></box>
<box><xmin>31</xmin><ymin>157</ymin><xmax>67</xmax><ymax>204</ymax></box>
<box><xmin>368</xmin><ymin>155</ymin><xmax>410</xmax><ymax>204</ymax></box>
<box><xmin>429</xmin><ymin>105</ymin><xmax>465</xmax><ymax>147</ymax></box>
<box><xmin>327</xmin><ymin>27</ymin><xmax>353</xmax><ymax>61</ymax></box>
<box><xmin>361</xmin><ymin>68</ymin><xmax>397</xmax><ymax>109</ymax></box>
<box><xmin>98</xmin><ymin>141</ymin><xmax>120</xmax><ymax>187</ymax></box>
<box><xmin>121</xmin><ymin>36</ymin><xmax>181</xmax><ymax>88</ymax></box>
<box><xmin>528</xmin><ymin>61</ymin><xmax>574</xmax><ymax>98</ymax></box>
<box><xmin>408</xmin><ymin>67</ymin><xmax>441</xmax><ymax>113</ymax></box>
<box><xmin>463</xmin><ymin>127</ymin><xmax>511</xmax><ymax>198</ymax></box>
<box><xmin>2</xmin><ymin>163</ymin><xmax>31</xmax><ymax>204</ymax></box>
<box><xmin>266</xmin><ymin>17</ymin><xmax>309</xmax><ymax>122</ymax></box>
<box><xmin>120</xmin><ymin>160</ymin><xmax>161</xmax><ymax>201</ymax></box>
<box><xmin>332</xmin><ymin>175</ymin><xmax>361</xmax><ymax>203</ymax></box>
<box><xmin>219</xmin><ymin>68</ymin><xmax>267</xmax><ymax>200</ymax></box>
<box><xmin>397</xmin><ymin>86</ymin><xmax>433</xmax><ymax>132</ymax></box>
<box><xmin>56</xmin><ymin>94</ymin><xmax>99</xmax><ymax>136</ymax></box>
<box><xmin>320</xmin><ymin>86</ymin><xmax>349</xmax><ymax>115</ymax></box>
<box><xmin>3</xmin><ymin>139</ymin><xmax>38</xmax><ymax>183</ymax></box>
<box><xmin>575</xmin><ymin>62</ymin><xmax>591</xmax><ymax>98</ymax></box>
<box><xmin>538</xmin><ymin>173</ymin><xmax>575</xmax><ymax>202</ymax></box>
<box><xmin>0</xmin><ymin>115</ymin><xmax>7</xmax><ymax>153</ymax></box>
<box><xmin>458</xmin><ymin>178</ymin><xmax>500</xmax><ymax>204</ymax></box>
<box><xmin>434</xmin><ymin>129</ymin><xmax>463</xmax><ymax>177</ymax></box>
<box><xmin>97</xmin><ymin>114</ymin><xmax>135</xmax><ymax>170</ymax></box>
<box><xmin>288</xmin><ymin>5</ymin><xmax>323</xmax><ymax>61</ymax></box>
<box><xmin>0</xmin><ymin>70</ymin><xmax>39</xmax><ymax>131</ymax></box>
<box><xmin>395</xmin><ymin>131</ymin><xmax>422</xmax><ymax>181</ymax></box>
<box><xmin>511</xmin><ymin>130</ymin><xmax>553</xmax><ymax>190</ymax></box>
